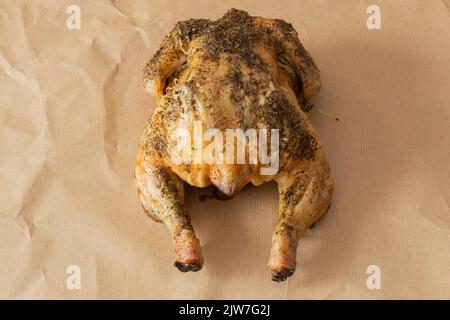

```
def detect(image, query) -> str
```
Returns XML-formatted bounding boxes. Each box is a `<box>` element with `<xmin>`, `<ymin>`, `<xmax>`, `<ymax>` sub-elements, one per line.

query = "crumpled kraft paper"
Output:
<box><xmin>1</xmin><ymin>0</ymin><xmax>449</xmax><ymax>299</ymax></box>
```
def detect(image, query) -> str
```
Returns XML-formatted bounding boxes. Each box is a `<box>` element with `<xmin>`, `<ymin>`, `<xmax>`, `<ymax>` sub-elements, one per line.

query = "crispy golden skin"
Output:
<box><xmin>136</xmin><ymin>8</ymin><xmax>333</xmax><ymax>281</ymax></box>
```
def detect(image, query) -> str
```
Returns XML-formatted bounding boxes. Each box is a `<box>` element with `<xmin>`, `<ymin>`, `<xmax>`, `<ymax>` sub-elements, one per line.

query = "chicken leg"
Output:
<box><xmin>135</xmin><ymin>153</ymin><xmax>203</xmax><ymax>271</ymax></box>
<box><xmin>270</xmin><ymin>151</ymin><xmax>333</xmax><ymax>281</ymax></box>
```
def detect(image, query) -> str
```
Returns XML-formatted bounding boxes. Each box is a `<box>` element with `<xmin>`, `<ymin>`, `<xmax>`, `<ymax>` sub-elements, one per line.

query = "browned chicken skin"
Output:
<box><xmin>136</xmin><ymin>9</ymin><xmax>333</xmax><ymax>281</ymax></box>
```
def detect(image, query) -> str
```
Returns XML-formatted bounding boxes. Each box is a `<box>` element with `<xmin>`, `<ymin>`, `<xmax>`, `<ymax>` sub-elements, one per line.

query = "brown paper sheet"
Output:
<box><xmin>1</xmin><ymin>0</ymin><xmax>449</xmax><ymax>299</ymax></box>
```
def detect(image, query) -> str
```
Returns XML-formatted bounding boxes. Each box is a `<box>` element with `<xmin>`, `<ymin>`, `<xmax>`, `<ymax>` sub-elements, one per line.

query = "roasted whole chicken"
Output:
<box><xmin>135</xmin><ymin>9</ymin><xmax>333</xmax><ymax>281</ymax></box>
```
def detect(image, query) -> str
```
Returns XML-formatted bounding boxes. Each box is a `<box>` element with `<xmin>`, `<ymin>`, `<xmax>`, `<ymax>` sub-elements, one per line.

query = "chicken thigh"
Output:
<box><xmin>136</xmin><ymin>8</ymin><xmax>333</xmax><ymax>281</ymax></box>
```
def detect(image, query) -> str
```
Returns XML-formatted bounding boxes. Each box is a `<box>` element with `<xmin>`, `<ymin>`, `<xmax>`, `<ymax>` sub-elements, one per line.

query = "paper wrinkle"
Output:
<box><xmin>104</xmin><ymin>0</ymin><xmax>166</xmax><ymax>50</ymax></box>
<box><xmin>320</xmin><ymin>279</ymin><xmax>349</xmax><ymax>300</ymax></box>
<box><xmin>55</xmin><ymin>61</ymin><xmax>97</xmax><ymax>95</ymax></box>
<box><xmin>1</xmin><ymin>113</ymin><xmax>48</xmax><ymax>237</ymax></box>
<box><xmin>11</xmin><ymin>160</ymin><xmax>48</xmax><ymax>238</ymax></box>
<box><xmin>10</xmin><ymin>270</ymin><xmax>46</xmax><ymax>299</ymax></box>
<box><xmin>442</xmin><ymin>0</ymin><xmax>450</xmax><ymax>14</ymax></box>
<box><xmin>109</xmin><ymin>0</ymin><xmax>128</xmax><ymax>18</ymax></box>
<box><xmin>0</xmin><ymin>54</ymin><xmax>41</xmax><ymax>102</ymax></box>
<box><xmin>15</xmin><ymin>3</ymin><xmax>39</xmax><ymax>61</ymax></box>
<box><xmin>90</xmin><ymin>36</ymin><xmax>121</xmax><ymax>66</ymax></box>
<box><xmin>135</xmin><ymin>26</ymin><xmax>153</xmax><ymax>50</ymax></box>
<box><xmin>1</xmin><ymin>109</ymin><xmax>48</xmax><ymax>141</ymax></box>
<box><xmin>418</xmin><ymin>206</ymin><xmax>450</xmax><ymax>234</ymax></box>
<box><xmin>14</xmin><ymin>214</ymin><xmax>34</xmax><ymax>240</ymax></box>
<box><xmin>102</xmin><ymin>62</ymin><xmax>121</xmax><ymax>174</ymax></box>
